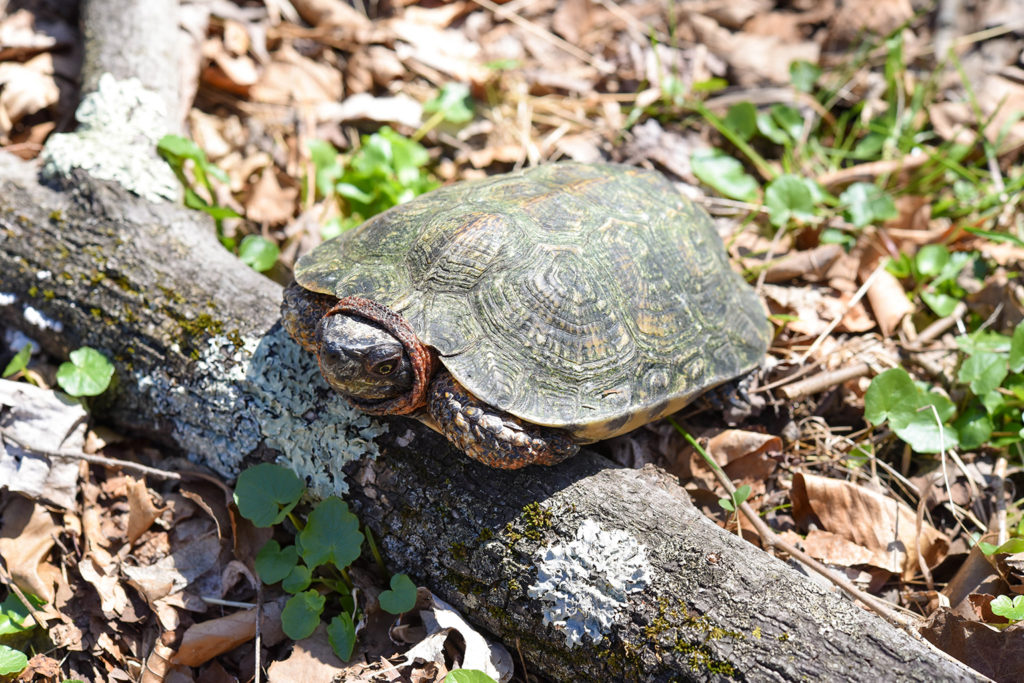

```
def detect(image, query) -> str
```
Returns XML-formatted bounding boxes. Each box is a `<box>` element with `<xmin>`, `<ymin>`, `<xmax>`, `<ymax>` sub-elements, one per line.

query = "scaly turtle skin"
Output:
<box><xmin>281</xmin><ymin>162</ymin><xmax>771</xmax><ymax>468</ymax></box>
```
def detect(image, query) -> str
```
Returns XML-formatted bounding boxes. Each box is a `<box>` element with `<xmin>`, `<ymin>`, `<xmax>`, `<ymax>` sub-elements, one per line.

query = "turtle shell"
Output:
<box><xmin>294</xmin><ymin>162</ymin><xmax>770</xmax><ymax>441</ymax></box>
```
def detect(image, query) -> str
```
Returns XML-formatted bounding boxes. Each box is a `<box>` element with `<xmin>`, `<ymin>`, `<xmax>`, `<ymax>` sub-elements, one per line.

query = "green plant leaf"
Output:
<box><xmin>157</xmin><ymin>134</ymin><xmax>204</xmax><ymax>161</ymax></box>
<box><xmin>0</xmin><ymin>594</ymin><xmax>37</xmax><ymax>636</ymax></box>
<box><xmin>770</xmin><ymin>104</ymin><xmax>804</xmax><ymax>141</ymax></box>
<box><xmin>282</xmin><ymin>562</ymin><xmax>313</xmax><ymax>594</ymax></box>
<box><xmin>764</xmin><ymin>174</ymin><xmax>818</xmax><ymax>227</ymax></box>
<box><xmin>864</xmin><ymin>368</ymin><xmax>920</xmax><ymax>425</ymax></box>
<box><xmin>864</xmin><ymin>368</ymin><xmax>958</xmax><ymax>453</ymax></box>
<box><xmin>990</xmin><ymin>594</ymin><xmax>1024</xmax><ymax>622</ymax></box>
<box><xmin>445</xmin><ymin>670</ymin><xmax>499</xmax><ymax>683</ymax></box>
<box><xmin>2</xmin><ymin>344</ymin><xmax>32</xmax><ymax>378</ymax></box>
<box><xmin>722</xmin><ymin>484</ymin><xmax>751</xmax><ymax>510</ymax></box>
<box><xmin>56</xmin><ymin>347</ymin><xmax>114</xmax><ymax>397</ymax></box>
<box><xmin>379</xmin><ymin>573</ymin><xmax>418</xmax><ymax>615</ymax></box>
<box><xmin>232</xmin><ymin>463</ymin><xmax>305</xmax><ymax>528</ymax></box>
<box><xmin>281</xmin><ymin>590</ymin><xmax>326</xmax><ymax>640</ymax></box>
<box><xmin>958</xmin><ymin>352</ymin><xmax>1008</xmax><ymax>397</ymax></box>
<box><xmin>691</xmin><ymin>149</ymin><xmax>759</xmax><ymax>202</ymax></box>
<box><xmin>255</xmin><ymin>540</ymin><xmax>299</xmax><ymax>584</ymax></box>
<box><xmin>1010</xmin><ymin>321</ymin><xmax>1024</xmax><ymax>373</ymax></box>
<box><xmin>298</xmin><ymin>497</ymin><xmax>364</xmax><ymax>571</ymax></box>
<box><xmin>838</xmin><ymin>182</ymin><xmax>897</xmax><ymax>228</ymax></box>
<box><xmin>424</xmin><ymin>83</ymin><xmax>474</xmax><ymax>124</ymax></box>
<box><xmin>723</xmin><ymin>102</ymin><xmax>757</xmax><ymax>141</ymax></box>
<box><xmin>327</xmin><ymin>612</ymin><xmax>357</xmax><ymax>661</ymax></box>
<box><xmin>920</xmin><ymin>291</ymin><xmax>960</xmax><ymax>317</ymax></box>
<box><xmin>989</xmin><ymin>538</ymin><xmax>1024</xmax><ymax>555</ymax></box>
<box><xmin>953</xmin><ymin>401</ymin><xmax>993</xmax><ymax>450</ymax></box>
<box><xmin>0</xmin><ymin>645</ymin><xmax>27</xmax><ymax>676</ymax></box>
<box><xmin>308</xmin><ymin>140</ymin><xmax>342</xmax><ymax>199</ymax></box>
<box><xmin>789</xmin><ymin>60</ymin><xmax>822</xmax><ymax>92</ymax></box>
<box><xmin>238</xmin><ymin>235</ymin><xmax>280</xmax><ymax>272</ymax></box>
<box><xmin>756</xmin><ymin>111</ymin><xmax>788</xmax><ymax>144</ymax></box>
<box><xmin>894</xmin><ymin>405</ymin><xmax>958</xmax><ymax>454</ymax></box>
<box><xmin>914</xmin><ymin>244</ymin><xmax>949</xmax><ymax>278</ymax></box>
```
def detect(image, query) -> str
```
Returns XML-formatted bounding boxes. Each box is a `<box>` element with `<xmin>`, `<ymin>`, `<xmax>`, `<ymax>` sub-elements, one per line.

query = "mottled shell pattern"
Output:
<box><xmin>294</xmin><ymin>162</ymin><xmax>771</xmax><ymax>441</ymax></box>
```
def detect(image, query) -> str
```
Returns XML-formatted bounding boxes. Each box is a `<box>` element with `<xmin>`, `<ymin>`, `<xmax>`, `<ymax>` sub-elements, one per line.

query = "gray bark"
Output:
<box><xmin>0</xmin><ymin>157</ymin><xmax>986</xmax><ymax>681</ymax></box>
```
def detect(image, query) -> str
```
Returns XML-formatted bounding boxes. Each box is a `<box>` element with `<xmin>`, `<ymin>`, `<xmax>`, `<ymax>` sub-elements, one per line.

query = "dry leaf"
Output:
<box><xmin>762</xmin><ymin>244</ymin><xmax>843</xmax><ymax>283</ymax></box>
<box><xmin>761</xmin><ymin>283</ymin><xmax>875</xmax><ymax>336</ymax></box>
<box><xmin>0</xmin><ymin>495</ymin><xmax>59</xmax><ymax>602</ymax></box>
<box><xmin>266</xmin><ymin>623</ymin><xmax>346</xmax><ymax>682</ymax></box>
<box><xmin>249</xmin><ymin>45</ymin><xmax>343</xmax><ymax>106</ymax></box>
<box><xmin>126</xmin><ymin>477</ymin><xmax>163</xmax><ymax>545</ymax></box>
<box><xmin>0</xmin><ymin>379</ymin><xmax>86</xmax><ymax>508</ymax></box>
<box><xmin>860</xmin><ymin>256</ymin><xmax>913</xmax><ymax>338</ymax></box>
<box><xmin>791</xmin><ymin>472</ymin><xmax>949</xmax><ymax>579</ymax></box>
<box><xmin>920</xmin><ymin>610</ymin><xmax>1024</xmax><ymax>682</ymax></box>
<box><xmin>291</xmin><ymin>0</ymin><xmax>372</xmax><ymax>31</ymax></box>
<box><xmin>800</xmin><ymin>528</ymin><xmax>880</xmax><ymax>568</ymax></box>
<box><xmin>174</xmin><ymin>600</ymin><xmax>284</xmax><ymax>666</ymax></box>
<box><xmin>245</xmin><ymin>167</ymin><xmax>298</xmax><ymax>225</ymax></box>
<box><xmin>0</xmin><ymin>53</ymin><xmax>60</xmax><ymax>137</ymax></box>
<box><xmin>688</xmin><ymin>14</ymin><xmax>818</xmax><ymax>86</ymax></box>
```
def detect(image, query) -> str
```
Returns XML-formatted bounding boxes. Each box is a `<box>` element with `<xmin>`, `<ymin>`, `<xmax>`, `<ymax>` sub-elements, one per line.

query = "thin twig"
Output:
<box><xmin>1</xmin><ymin>432</ymin><xmax>182</xmax><ymax>481</ymax></box>
<box><xmin>797</xmin><ymin>260</ymin><xmax>888</xmax><ymax>365</ymax></box>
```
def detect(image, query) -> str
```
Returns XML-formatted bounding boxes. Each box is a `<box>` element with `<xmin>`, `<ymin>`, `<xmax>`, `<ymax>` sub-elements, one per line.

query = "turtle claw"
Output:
<box><xmin>428</xmin><ymin>372</ymin><xmax>578</xmax><ymax>469</ymax></box>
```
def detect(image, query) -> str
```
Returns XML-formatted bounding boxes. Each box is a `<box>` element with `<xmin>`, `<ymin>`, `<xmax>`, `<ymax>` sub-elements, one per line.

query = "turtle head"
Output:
<box><xmin>316</xmin><ymin>313</ymin><xmax>414</xmax><ymax>402</ymax></box>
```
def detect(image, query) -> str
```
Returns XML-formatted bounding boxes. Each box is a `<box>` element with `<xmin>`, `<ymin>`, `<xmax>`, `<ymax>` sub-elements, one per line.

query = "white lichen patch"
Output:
<box><xmin>40</xmin><ymin>73</ymin><xmax>178</xmax><ymax>202</ymax></box>
<box><xmin>528</xmin><ymin>518</ymin><xmax>652</xmax><ymax>648</ymax></box>
<box><xmin>23</xmin><ymin>305</ymin><xmax>63</xmax><ymax>332</ymax></box>
<box><xmin>133</xmin><ymin>325</ymin><xmax>386</xmax><ymax>497</ymax></box>
<box><xmin>245</xmin><ymin>324</ymin><xmax>387</xmax><ymax>499</ymax></box>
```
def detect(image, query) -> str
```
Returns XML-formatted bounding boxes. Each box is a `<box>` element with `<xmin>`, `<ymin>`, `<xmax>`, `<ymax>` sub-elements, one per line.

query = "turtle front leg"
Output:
<box><xmin>428</xmin><ymin>372</ymin><xmax>579</xmax><ymax>469</ymax></box>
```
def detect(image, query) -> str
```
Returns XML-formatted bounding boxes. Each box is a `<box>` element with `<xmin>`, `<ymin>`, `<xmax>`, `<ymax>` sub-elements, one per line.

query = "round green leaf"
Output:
<box><xmin>56</xmin><ymin>347</ymin><xmax>114</xmax><ymax>397</ymax></box>
<box><xmin>914</xmin><ymin>244</ymin><xmax>949</xmax><ymax>278</ymax></box>
<box><xmin>691</xmin><ymin>149</ymin><xmax>758</xmax><ymax>202</ymax></box>
<box><xmin>379</xmin><ymin>573</ymin><xmax>418</xmax><ymax>615</ymax></box>
<box><xmin>865</xmin><ymin>368</ymin><xmax>920</xmax><ymax>426</ymax></box>
<box><xmin>445</xmin><ymin>670</ymin><xmax>499</xmax><ymax>683</ymax></box>
<box><xmin>953</xmin><ymin>401</ymin><xmax>992</xmax><ymax>450</ymax></box>
<box><xmin>756</xmin><ymin>111</ymin><xmax>788</xmax><ymax>144</ymax></box>
<box><xmin>990</xmin><ymin>595</ymin><xmax>1024</xmax><ymax>622</ymax></box>
<box><xmin>281</xmin><ymin>591</ymin><xmax>326</xmax><ymax>640</ymax></box>
<box><xmin>0</xmin><ymin>645</ymin><xmax>27</xmax><ymax>676</ymax></box>
<box><xmin>238</xmin><ymin>235</ymin><xmax>280</xmax><ymax>273</ymax></box>
<box><xmin>770</xmin><ymin>104</ymin><xmax>804</xmax><ymax>141</ymax></box>
<box><xmin>838</xmin><ymin>183</ymin><xmax>897</xmax><ymax>228</ymax></box>
<box><xmin>893</xmin><ymin>408</ymin><xmax>959</xmax><ymax>453</ymax></box>
<box><xmin>958</xmin><ymin>352</ymin><xmax>1008</xmax><ymax>397</ymax></box>
<box><xmin>298</xmin><ymin>497</ymin><xmax>364</xmax><ymax>571</ymax></box>
<box><xmin>920</xmin><ymin>291</ymin><xmax>960</xmax><ymax>317</ymax></box>
<box><xmin>282</xmin><ymin>563</ymin><xmax>313</xmax><ymax>594</ymax></box>
<box><xmin>723</xmin><ymin>102</ymin><xmax>757</xmax><ymax>141</ymax></box>
<box><xmin>327</xmin><ymin>613</ymin><xmax>357</xmax><ymax>661</ymax></box>
<box><xmin>764</xmin><ymin>174</ymin><xmax>817</xmax><ymax>227</ymax></box>
<box><xmin>255</xmin><ymin>540</ymin><xmax>299</xmax><ymax>584</ymax></box>
<box><xmin>233</xmin><ymin>463</ymin><xmax>305</xmax><ymax>528</ymax></box>
<box><xmin>789</xmin><ymin>60</ymin><xmax>822</xmax><ymax>93</ymax></box>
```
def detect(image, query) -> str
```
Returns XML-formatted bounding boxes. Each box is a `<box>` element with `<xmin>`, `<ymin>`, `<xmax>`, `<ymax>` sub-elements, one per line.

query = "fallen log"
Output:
<box><xmin>0</xmin><ymin>155</ymin><xmax>984</xmax><ymax>681</ymax></box>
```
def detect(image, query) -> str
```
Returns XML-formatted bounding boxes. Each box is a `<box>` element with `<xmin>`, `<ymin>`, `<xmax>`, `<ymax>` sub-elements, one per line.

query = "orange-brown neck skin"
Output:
<box><xmin>324</xmin><ymin>297</ymin><xmax>438</xmax><ymax>415</ymax></box>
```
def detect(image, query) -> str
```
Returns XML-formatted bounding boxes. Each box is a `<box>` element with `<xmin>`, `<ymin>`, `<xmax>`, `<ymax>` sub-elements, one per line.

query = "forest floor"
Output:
<box><xmin>1</xmin><ymin>0</ymin><xmax>1024</xmax><ymax>681</ymax></box>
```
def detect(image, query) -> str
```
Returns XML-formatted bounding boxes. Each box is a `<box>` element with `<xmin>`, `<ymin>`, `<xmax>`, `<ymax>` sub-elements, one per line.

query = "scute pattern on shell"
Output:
<box><xmin>294</xmin><ymin>163</ymin><xmax>771</xmax><ymax>440</ymax></box>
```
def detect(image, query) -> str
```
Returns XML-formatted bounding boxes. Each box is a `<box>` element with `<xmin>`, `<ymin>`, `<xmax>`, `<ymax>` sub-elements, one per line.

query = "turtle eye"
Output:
<box><xmin>375</xmin><ymin>362</ymin><xmax>395</xmax><ymax>376</ymax></box>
